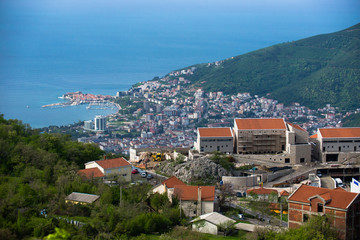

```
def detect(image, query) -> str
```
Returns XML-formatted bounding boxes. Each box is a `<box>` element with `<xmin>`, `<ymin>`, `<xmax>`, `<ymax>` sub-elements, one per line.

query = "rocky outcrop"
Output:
<box><xmin>158</xmin><ymin>156</ymin><xmax>229</xmax><ymax>184</ymax></box>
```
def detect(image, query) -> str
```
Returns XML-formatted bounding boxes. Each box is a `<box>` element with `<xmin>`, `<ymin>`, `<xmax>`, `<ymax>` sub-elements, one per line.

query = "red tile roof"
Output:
<box><xmin>319</xmin><ymin>128</ymin><xmax>360</xmax><ymax>138</ymax></box>
<box><xmin>198</xmin><ymin>127</ymin><xmax>233</xmax><ymax>137</ymax></box>
<box><xmin>96</xmin><ymin>157</ymin><xmax>131</xmax><ymax>169</ymax></box>
<box><xmin>247</xmin><ymin>187</ymin><xmax>278</xmax><ymax>195</ymax></box>
<box><xmin>78</xmin><ymin>168</ymin><xmax>105</xmax><ymax>179</ymax></box>
<box><xmin>162</xmin><ymin>176</ymin><xmax>186</xmax><ymax>188</ymax></box>
<box><xmin>235</xmin><ymin>118</ymin><xmax>286</xmax><ymax>130</ymax></box>
<box><xmin>288</xmin><ymin>185</ymin><xmax>358</xmax><ymax>210</ymax></box>
<box><xmin>173</xmin><ymin>185</ymin><xmax>215</xmax><ymax>201</ymax></box>
<box><xmin>310</xmin><ymin>133</ymin><xmax>317</xmax><ymax>139</ymax></box>
<box><xmin>280</xmin><ymin>190</ymin><xmax>290</xmax><ymax>196</ymax></box>
<box><xmin>287</xmin><ymin>122</ymin><xmax>307</xmax><ymax>132</ymax></box>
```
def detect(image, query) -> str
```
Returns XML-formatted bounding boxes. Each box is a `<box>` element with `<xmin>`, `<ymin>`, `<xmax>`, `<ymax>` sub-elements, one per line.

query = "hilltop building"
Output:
<box><xmin>288</xmin><ymin>185</ymin><xmax>360</xmax><ymax>240</ymax></box>
<box><xmin>310</xmin><ymin>128</ymin><xmax>360</xmax><ymax>163</ymax></box>
<box><xmin>233</xmin><ymin>118</ymin><xmax>311</xmax><ymax>164</ymax></box>
<box><xmin>78</xmin><ymin>157</ymin><xmax>131</xmax><ymax>182</ymax></box>
<box><xmin>194</xmin><ymin>127</ymin><xmax>234</xmax><ymax>153</ymax></box>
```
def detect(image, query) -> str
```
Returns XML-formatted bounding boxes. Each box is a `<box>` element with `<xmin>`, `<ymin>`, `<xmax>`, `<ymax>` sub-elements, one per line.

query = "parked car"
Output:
<box><xmin>236</xmin><ymin>192</ymin><xmax>242</xmax><ymax>197</ymax></box>
<box><xmin>131</xmin><ymin>169</ymin><xmax>139</xmax><ymax>174</ymax></box>
<box><xmin>146</xmin><ymin>174</ymin><xmax>153</xmax><ymax>180</ymax></box>
<box><xmin>140</xmin><ymin>172</ymin><xmax>147</xmax><ymax>178</ymax></box>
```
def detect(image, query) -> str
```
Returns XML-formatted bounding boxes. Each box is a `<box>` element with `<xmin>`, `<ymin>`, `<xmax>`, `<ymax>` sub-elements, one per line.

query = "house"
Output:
<box><xmin>191</xmin><ymin>212</ymin><xmax>235</xmax><ymax>235</ymax></box>
<box><xmin>233</xmin><ymin>118</ymin><xmax>311</xmax><ymax>164</ymax></box>
<box><xmin>246</xmin><ymin>187</ymin><xmax>278</xmax><ymax>201</ymax></box>
<box><xmin>310</xmin><ymin>127</ymin><xmax>360</xmax><ymax>163</ymax></box>
<box><xmin>65</xmin><ymin>192</ymin><xmax>100</xmax><ymax>205</ymax></box>
<box><xmin>152</xmin><ymin>176</ymin><xmax>186</xmax><ymax>200</ymax></box>
<box><xmin>288</xmin><ymin>184</ymin><xmax>360</xmax><ymax>240</ymax></box>
<box><xmin>173</xmin><ymin>185</ymin><xmax>216</xmax><ymax>217</ymax></box>
<box><xmin>79</xmin><ymin>157</ymin><xmax>132</xmax><ymax>182</ymax></box>
<box><xmin>194</xmin><ymin>127</ymin><xmax>234</xmax><ymax>153</ymax></box>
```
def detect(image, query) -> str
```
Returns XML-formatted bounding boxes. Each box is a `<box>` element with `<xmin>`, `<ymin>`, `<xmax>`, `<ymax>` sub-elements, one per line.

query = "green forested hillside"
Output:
<box><xmin>185</xmin><ymin>23</ymin><xmax>360</xmax><ymax>110</ymax></box>
<box><xmin>0</xmin><ymin>115</ymin><xmax>182</xmax><ymax>239</ymax></box>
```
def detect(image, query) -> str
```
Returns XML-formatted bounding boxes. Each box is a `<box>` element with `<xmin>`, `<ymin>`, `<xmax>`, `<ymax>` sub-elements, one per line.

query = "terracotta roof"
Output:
<box><xmin>96</xmin><ymin>157</ymin><xmax>131</xmax><ymax>169</ymax></box>
<box><xmin>310</xmin><ymin>134</ymin><xmax>317</xmax><ymax>139</ymax></box>
<box><xmin>247</xmin><ymin>187</ymin><xmax>278</xmax><ymax>195</ymax></box>
<box><xmin>288</xmin><ymin>185</ymin><xmax>358</xmax><ymax>210</ymax></box>
<box><xmin>162</xmin><ymin>176</ymin><xmax>186</xmax><ymax>188</ymax></box>
<box><xmin>287</xmin><ymin>122</ymin><xmax>307</xmax><ymax>132</ymax></box>
<box><xmin>235</xmin><ymin>118</ymin><xmax>286</xmax><ymax>130</ymax></box>
<box><xmin>319</xmin><ymin>128</ymin><xmax>360</xmax><ymax>138</ymax></box>
<box><xmin>280</xmin><ymin>190</ymin><xmax>290</xmax><ymax>196</ymax></box>
<box><xmin>198</xmin><ymin>127</ymin><xmax>233</xmax><ymax>137</ymax></box>
<box><xmin>173</xmin><ymin>185</ymin><xmax>215</xmax><ymax>201</ymax></box>
<box><xmin>78</xmin><ymin>168</ymin><xmax>105</xmax><ymax>179</ymax></box>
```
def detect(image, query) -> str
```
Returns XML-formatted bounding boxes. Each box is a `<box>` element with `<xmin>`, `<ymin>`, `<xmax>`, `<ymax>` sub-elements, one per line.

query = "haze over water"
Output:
<box><xmin>1</xmin><ymin>0</ymin><xmax>359</xmax><ymax>128</ymax></box>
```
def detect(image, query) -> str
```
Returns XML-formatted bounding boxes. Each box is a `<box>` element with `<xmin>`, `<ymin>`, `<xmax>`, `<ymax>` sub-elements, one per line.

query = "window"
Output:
<box><xmin>285</xmin><ymin>158</ymin><xmax>290</xmax><ymax>163</ymax></box>
<box><xmin>317</xmin><ymin>203</ymin><xmax>323</xmax><ymax>213</ymax></box>
<box><xmin>300</xmin><ymin>158</ymin><xmax>305</xmax><ymax>163</ymax></box>
<box><xmin>303</xmin><ymin>214</ymin><xmax>309</xmax><ymax>222</ymax></box>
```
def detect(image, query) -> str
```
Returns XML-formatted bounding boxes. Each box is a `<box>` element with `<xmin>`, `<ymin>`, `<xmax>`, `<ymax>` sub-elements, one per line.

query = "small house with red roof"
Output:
<box><xmin>78</xmin><ymin>157</ymin><xmax>132</xmax><ymax>182</ymax></box>
<box><xmin>246</xmin><ymin>187</ymin><xmax>278</xmax><ymax>202</ymax></box>
<box><xmin>152</xmin><ymin>176</ymin><xmax>186</xmax><ymax>199</ymax></box>
<box><xmin>173</xmin><ymin>185</ymin><xmax>216</xmax><ymax>217</ymax></box>
<box><xmin>195</xmin><ymin>127</ymin><xmax>234</xmax><ymax>153</ymax></box>
<box><xmin>311</xmin><ymin>127</ymin><xmax>360</xmax><ymax>163</ymax></box>
<box><xmin>288</xmin><ymin>184</ymin><xmax>360</xmax><ymax>240</ymax></box>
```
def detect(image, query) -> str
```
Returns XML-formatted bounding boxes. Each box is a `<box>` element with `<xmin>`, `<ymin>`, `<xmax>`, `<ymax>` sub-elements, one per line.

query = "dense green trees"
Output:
<box><xmin>185</xmin><ymin>23</ymin><xmax>360</xmax><ymax>110</ymax></box>
<box><xmin>0</xmin><ymin>115</ymin><xmax>183</xmax><ymax>239</ymax></box>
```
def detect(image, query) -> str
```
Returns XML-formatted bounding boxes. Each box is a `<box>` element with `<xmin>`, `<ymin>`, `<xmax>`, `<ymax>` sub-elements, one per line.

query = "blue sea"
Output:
<box><xmin>1</xmin><ymin>0</ymin><xmax>360</xmax><ymax>128</ymax></box>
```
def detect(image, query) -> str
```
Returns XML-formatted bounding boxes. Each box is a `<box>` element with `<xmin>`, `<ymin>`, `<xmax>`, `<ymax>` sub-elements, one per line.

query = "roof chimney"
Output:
<box><xmin>104</xmin><ymin>155</ymin><xmax>106</xmax><ymax>160</ymax></box>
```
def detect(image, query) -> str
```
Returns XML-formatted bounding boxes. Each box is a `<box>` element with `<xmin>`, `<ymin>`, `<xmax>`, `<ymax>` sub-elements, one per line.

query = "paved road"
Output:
<box><xmin>226</xmin><ymin>201</ymin><xmax>288</xmax><ymax>228</ymax></box>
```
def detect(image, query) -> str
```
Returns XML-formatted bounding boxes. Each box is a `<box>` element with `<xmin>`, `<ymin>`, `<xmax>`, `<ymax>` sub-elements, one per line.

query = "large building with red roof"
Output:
<box><xmin>79</xmin><ymin>157</ymin><xmax>132</xmax><ymax>182</ymax></box>
<box><xmin>311</xmin><ymin>127</ymin><xmax>360</xmax><ymax>163</ymax></box>
<box><xmin>288</xmin><ymin>184</ymin><xmax>360</xmax><ymax>240</ymax></box>
<box><xmin>194</xmin><ymin>127</ymin><xmax>234</xmax><ymax>153</ymax></box>
<box><xmin>233</xmin><ymin>118</ymin><xmax>311</xmax><ymax>164</ymax></box>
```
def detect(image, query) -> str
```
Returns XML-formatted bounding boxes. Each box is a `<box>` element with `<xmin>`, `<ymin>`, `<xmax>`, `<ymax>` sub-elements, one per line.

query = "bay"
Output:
<box><xmin>1</xmin><ymin>0</ymin><xmax>360</xmax><ymax>128</ymax></box>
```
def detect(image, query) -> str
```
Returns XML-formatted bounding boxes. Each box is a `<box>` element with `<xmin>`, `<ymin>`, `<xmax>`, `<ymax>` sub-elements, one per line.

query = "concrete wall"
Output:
<box><xmin>266</xmin><ymin>169</ymin><xmax>294</xmax><ymax>182</ymax></box>
<box><xmin>222</xmin><ymin>175</ymin><xmax>258</xmax><ymax>189</ymax></box>
<box><xmin>289</xmin><ymin>144</ymin><xmax>311</xmax><ymax>164</ymax></box>
<box><xmin>192</xmin><ymin>220</ymin><xmax>218</xmax><ymax>235</ymax></box>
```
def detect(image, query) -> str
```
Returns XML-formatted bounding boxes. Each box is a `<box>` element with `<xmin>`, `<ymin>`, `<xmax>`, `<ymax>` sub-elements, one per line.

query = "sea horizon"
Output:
<box><xmin>1</xmin><ymin>0</ymin><xmax>360</xmax><ymax>128</ymax></box>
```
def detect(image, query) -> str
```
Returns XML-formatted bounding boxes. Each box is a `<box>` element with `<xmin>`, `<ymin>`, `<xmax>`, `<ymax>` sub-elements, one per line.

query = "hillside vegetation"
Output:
<box><xmin>184</xmin><ymin>23</ymin><xmax>360</xmax><ymax>110</ymax></box>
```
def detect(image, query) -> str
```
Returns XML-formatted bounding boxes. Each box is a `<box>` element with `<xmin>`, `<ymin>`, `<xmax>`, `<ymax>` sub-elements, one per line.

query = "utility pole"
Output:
<box><xmin>119</xmin><ymin>185</ymin><xmax>122</xmax><ymax>207</ymax></box>
<box><xmin>280</xmin><ymin>201</ymin><xmax>282</xmax><ymax>227</ymax></box>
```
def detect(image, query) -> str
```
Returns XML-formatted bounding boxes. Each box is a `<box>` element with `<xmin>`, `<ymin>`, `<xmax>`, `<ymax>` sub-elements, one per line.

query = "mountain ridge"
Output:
<box><xmin>175</xmin><ymin>23</ymin><xmax>360</xmax><ymax>110</ymax></box>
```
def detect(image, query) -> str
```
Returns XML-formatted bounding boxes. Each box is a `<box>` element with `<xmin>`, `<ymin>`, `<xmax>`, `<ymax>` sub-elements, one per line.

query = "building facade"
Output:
<box><xmin>233</xmin><ymin>118</ymin><xmax>311</xmax><ymax>164</ymax></box>
<box><xmin>288</xmin><ymin>184</ymin><xmax>360</xmax><ymax>240</ymax></box>
<box><xmin>81</xmin><ymin>157</ymin><xmax>132</xmax><ymax>182</ymax></box>
<box><xmin>311</xmin><ymin>128</ymin><xmax>360</xmax><ymax>163</ymax></box>
<box><xmin>194</xmin><ymin>127</ymin><xmax>234</xmax><ymax>153</ymax></box>
<box><xmin>173</xmin><ymin>185</ymin><xmax>216</xmax><ymax>217</ymax></box>
<box><xmin>94</xmin><ymin>115</ymin><xmax>106</xmax><ymax>131</ymax></box>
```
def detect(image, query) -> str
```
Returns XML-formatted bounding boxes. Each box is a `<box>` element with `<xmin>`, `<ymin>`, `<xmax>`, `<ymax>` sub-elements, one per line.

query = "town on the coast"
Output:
<box><xmin>41</xmin><ymin>67</ymin><xmax>360</xmax><ymax>239</ymax></box>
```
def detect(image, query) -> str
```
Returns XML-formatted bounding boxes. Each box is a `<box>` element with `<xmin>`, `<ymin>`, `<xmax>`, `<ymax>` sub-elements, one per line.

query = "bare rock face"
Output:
<box><xmin>158</xmin><ymin>156</ymin><xmax>229</xmax><ymax>184</ymax></box>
